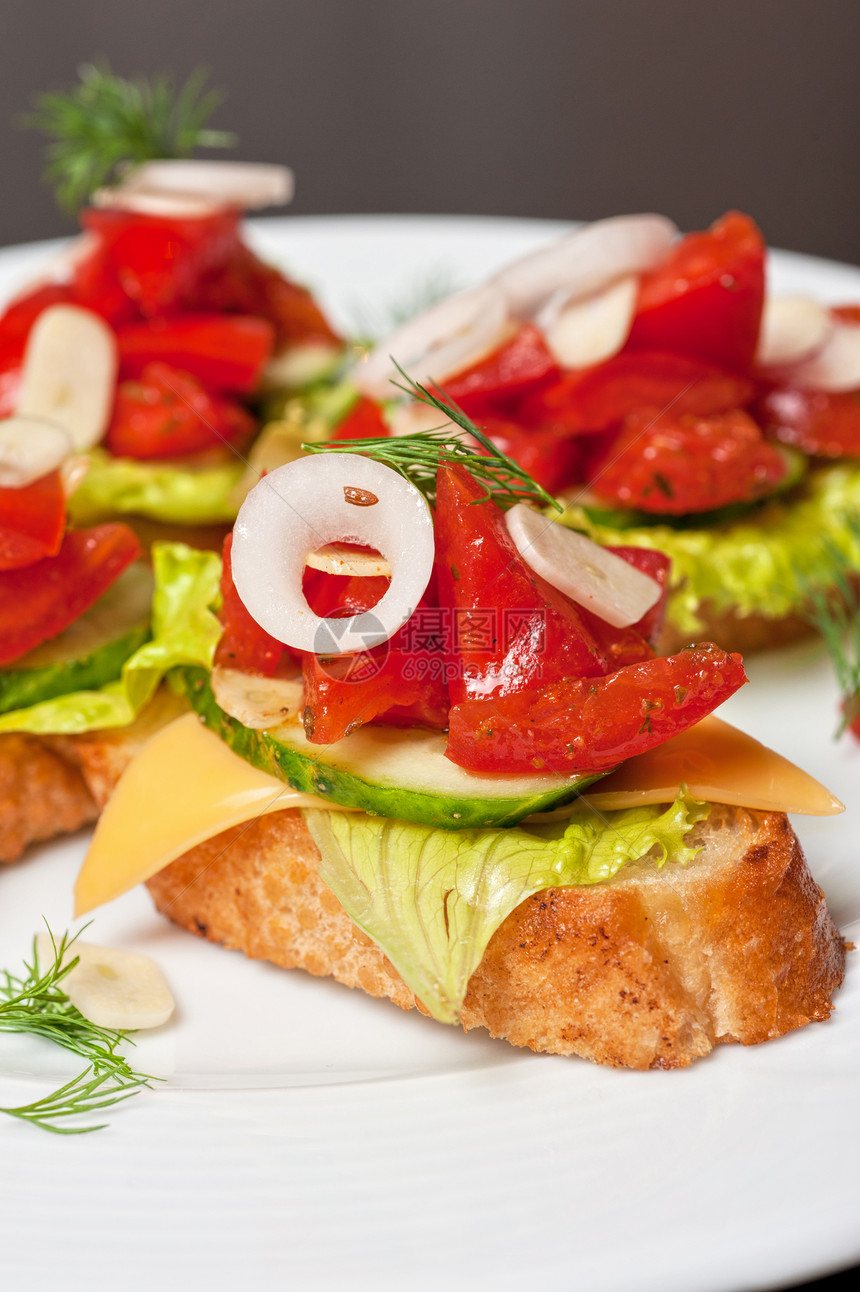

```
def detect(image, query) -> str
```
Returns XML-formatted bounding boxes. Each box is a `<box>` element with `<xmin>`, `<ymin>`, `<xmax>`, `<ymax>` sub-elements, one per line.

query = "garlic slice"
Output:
<box><xmin>0</xmin><ymin>416</ymin><xmax>73</xmax><ymax>488</ymax></box>
<box><xmin>35</xmin><ymin>934</ymin><xmax>175</xmax><ymax>1031</ymax></box>
<box><xmin>505</xmin><ymin>503</ymin><xmax>661</xmax><ymax>628</ymax></box>
<box><xmin>538</xmin><ymin>274</ymin><xmax>639</xmax><ymax>369</ymax></box>
<box><xmin>305</xmin><ymin>544</ymin><xmax>392</xmax><ymax>577</ymax></box>
<box><xmin>756</xmin><ymin>297</ymin><xmax>833</xmax><ymax>367</ymax></box>
<box><xmin>211</xmin><ymin>667</ymin><xmax>304</xmax><ymax>730</ymax></box>
<box><xmin>18</xmin><ymin>304</ymin><xmax>118</xmax><ymax>450</ymax></box>
<box><xmin>781</xmin><ymin>319</ymin><xmax>860</xmax><ymax>392</ymax></box>
<box><xmin>114</xmin><ymin>159</ymin><xmax>294</xmax><ymax>209</ymax></box>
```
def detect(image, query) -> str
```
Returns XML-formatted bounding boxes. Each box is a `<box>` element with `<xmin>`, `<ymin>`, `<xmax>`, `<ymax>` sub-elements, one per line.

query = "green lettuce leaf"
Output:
<box><xmin>0</xmin><ymin>544</ymin><xmax>221</xmax><ymax>735</ymax></box>
<box><xmin>68</xmin><ymin>449</ymin><xmax>243</xmax><ymax>525</ymax></box>
<box><xmin>304</xmin><ymin>793</ymin><xmax>709</xmax><ymax>1024</ymax></box>
<box><xmin>564</xmin><ymin>462</ymin><xmax>860</xmax><ymax>634</ymax></box>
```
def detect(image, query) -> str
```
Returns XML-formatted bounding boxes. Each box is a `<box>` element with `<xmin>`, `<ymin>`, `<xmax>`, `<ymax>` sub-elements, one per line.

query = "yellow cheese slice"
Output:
<box><xmin>74</xmin><ymin>713</ymin><xmax>351</xmax><ymax>916</ymax></box>
<box><xmin>580</xmin><ymin>715</ymin><xmax>844</xmax><ymax>815</ymax></box>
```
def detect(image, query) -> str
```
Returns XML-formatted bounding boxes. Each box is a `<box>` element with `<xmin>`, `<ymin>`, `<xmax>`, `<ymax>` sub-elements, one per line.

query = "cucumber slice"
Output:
<box><xmin>0</xmin><ymin>564</ymin><xmax>153</xmax><ymax>714</ymax></box>
<box><xmin>177</xmin><ymin>666</ymin><xmax>603</xmax><ymax>830</ymax></box>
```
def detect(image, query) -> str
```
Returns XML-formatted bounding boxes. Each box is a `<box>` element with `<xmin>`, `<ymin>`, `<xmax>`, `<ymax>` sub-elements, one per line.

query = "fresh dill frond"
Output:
<box><xmin>0</xmin><ymin>926</ymin><xmax>156</xmax><ymax>1134</ymax></box>
<box><xmin>304</xmin><ymin>365</ymin><xmax>561</xmax><ymax>514</ymax></box>
<box><xmin>799</xmin><ymin>516</ymin><xmax>860</xmax><ymax>736</ymax></box>
<box><xmin>24</xmin><ymin>62</ymin><xmax>236</xmax><ymax>213</ymax></box>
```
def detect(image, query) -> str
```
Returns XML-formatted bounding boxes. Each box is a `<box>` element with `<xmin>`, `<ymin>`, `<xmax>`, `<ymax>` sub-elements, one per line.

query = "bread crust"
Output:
<box><xmin>657</xmin><ymin>603</ymin><xmax>814</xmax><ymax>656</ymax></box>
<box><xmin>145</xmin><ymin>804</ymin><xmax>847</xmax><ymax>1069</ymax></box>
<box><xmin>0</xmin><ymin>734</ymin><xmax>97</xmax><ymax>863</ymax></box>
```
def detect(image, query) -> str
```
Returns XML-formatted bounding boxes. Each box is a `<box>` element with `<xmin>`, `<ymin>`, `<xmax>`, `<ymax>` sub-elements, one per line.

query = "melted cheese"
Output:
<box><xmin>74</xmin><ymin>712</ymin><xmax>842</xmax><ymax>916</ymax></box>
<box><xmin>74</xmin><ymin>714</ymin><xmax>350</xmax><ymax>916</ymax></box>
<box><xmin>581</xmin><ymin>715</ymin><xmax>843</xmax><ymax>815</ymax></box>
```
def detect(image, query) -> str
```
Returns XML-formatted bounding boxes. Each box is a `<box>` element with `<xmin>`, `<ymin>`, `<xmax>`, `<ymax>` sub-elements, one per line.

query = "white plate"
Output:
<box><xmin>2</xmin><ymin>217</ymin><xmax>860</xmax><ymax>1292</ymax></box>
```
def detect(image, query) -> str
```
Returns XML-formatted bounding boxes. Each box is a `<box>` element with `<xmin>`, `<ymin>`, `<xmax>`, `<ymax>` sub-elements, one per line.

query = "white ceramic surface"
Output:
<box><xmin>2</xmin><ymin>217</ymin><xmax>860</xmax><ymax>1292</ymax></box>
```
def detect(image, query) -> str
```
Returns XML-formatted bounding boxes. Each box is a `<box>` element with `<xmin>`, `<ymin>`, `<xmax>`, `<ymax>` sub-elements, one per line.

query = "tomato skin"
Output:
<box><xmin>446</xmin><ymin>643</ymin><xmax>747</xmax><ymax>774</ymax></box>
<box><xmin>214</xmin><ymin>533</ymin><xmax>284</xmax><ymax>676</ymax></box>
<box><xmin>756</xmin><ymin>384</ymin><xmax>860</xmax><ymax>458</ymax></box>
<box><xmin>439</xmin><ymin>324</ymin><xmax>558</xmax><ymax>413</ymax></box>
<box><xmin>0</xmin><ymin>283</ymin><xmax>76</xmax><ymax>350</ymax></box>
<box><xmin>333</xmin><ymin>397</ymin><xmax>390</xmax><ymax>441</ymax></box>
<box><xmin>434</xmin><ymin>465</ymin><xmax>608</xmax><ymax>704</ymax></box>
<box><xmin>0</xmin><ymin>471</ymin><xmax>67</xmax><ymax>571</ymax></box>
<box><xmin>476</xmin><ymin>416</ymin><xmax>584</xmax><ymax>494</ymax></box>
<box><xmin>106</xmin><ymin>362</ymin><xmax>256</xmax><ymax>460</ymax></box>
<box><xmin>0</xmin><ymin>523</ymin><xmax>141</xmax><ymax>667</ymax></box>
<box><xmin>198</xmin><ymin>244</ymin><xmax>341</xmax><ymax>349</ymax></box>
<box><xmin>605</xmin><ymin>547</ymin><xmax>672</xmax><ymax>645</ymax></box>
<box><xmin>588</xmin><ymin>408</ymin><xmax>788</xmax><ymax>514</ymax></box>
<box><xmin>626</xmin><ymin>212</ymin><xmax>765</xmax><ymax>373</ymax></box>
<box><xmin>80</xmin><ymin>206</ymin><xmax>241</xmax><ymax>317</ymax></box>
<box><xmin>116</xmin><ymin>315</ymin><xmax>274</xmax><ymax>394</ymax></box>
<box><xmin>0</xmin><ymin>351</ymin><xmax>22</xmax><ymax>419</ymax></box>
<box><xmin>517</xmin><ymin>350</ymin><xmax>755</xmax><ymax>436</ymax></box>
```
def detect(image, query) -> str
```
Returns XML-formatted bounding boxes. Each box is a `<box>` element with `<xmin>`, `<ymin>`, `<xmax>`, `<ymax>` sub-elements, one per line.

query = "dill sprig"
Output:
<box><xmin>304</xmin><ymin>366</ymin><xmax>561</xmax><ymax>513</ymax></box>
<box><xmin>24</xmin><ymin>62</ymin><xmax>236</xmax><ymax>214</ymax></box>
<box><xmin>799</xmin><ymin>517</ymin><xmax>860</xmax><ymax>736</ymax></box>
<box><xmin>0</xmin><ymin>926</ymin><xmax>155</xmax><ymax>1134</ymax></box>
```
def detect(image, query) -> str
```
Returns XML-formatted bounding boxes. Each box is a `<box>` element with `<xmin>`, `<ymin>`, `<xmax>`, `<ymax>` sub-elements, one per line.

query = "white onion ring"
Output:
<box><xmin>755</xmin><ymin>297</ymin><xmax>833</xmax><ymax>367</ymax></box>
<box><xmin>779</xmin><ymin>318</ymin><xmax>860</xmax><ymax>392</ymax></box>
<box><xmin>492</xmin><ymin>214</ymin><xmax>678</xmax><ymax>320</ymax></box>
<box><xmin>505</xmin><ymin>504</ymin><xmax>660</xmax><ymax>628</ymax></box>
<box><xmin>0</xmin><ymin>416</ymin><xmax>73</xmax><ymax>488</ymax></box>
<box><xmin>356</xmin><ymin>284</ymin><xmax>510</xmax><ymax>400</ymax></box>
<box><xmin>538</xmin><ymin>274</ymin><xmax>639</xmax><ymax>369</ymax></box>
<box><xmin>231</xmin><ymin>454</ymin><xmax>434</xmax><ymax>653</ymax></box>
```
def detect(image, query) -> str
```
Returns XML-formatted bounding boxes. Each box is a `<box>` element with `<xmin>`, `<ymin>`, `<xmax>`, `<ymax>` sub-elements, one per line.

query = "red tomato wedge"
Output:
<box><xmin>214</xmin><ymin>533</ymin><xmax>285</xmax><ymax>677</ymax></box>
<box><xmin>0</xmin><ymin>523</ymin><xmax>141</xmax><ymax>667</ymax></box>
<box><xmin>439</xmin><ymin>324</ymin><xmax>558</xmax><ymax>413</ymax></box>
<box><xmin>0</xmin><ymin>471</ymin><xmax>67</xmax><ymax>571</ymax></box>
<box><xmin>446</xmin><ymin>643</ymin><xmax>747</xmax><ymax>774</ymax></box>
<box><xmin>588</xmin><ymin>408</ymin><xmax>788</xmax><ymax>514</ymax></box>
<box><xmin>756</xmin><ymin>385</ymin><xmax>860</xmax><ymax>459</ymax></box>
<box><xmin>626</xmin><ymin>212</ymin><xmax>765</xmax><ymax>373</ymax></box>
<box><xmin>605</xmin><ymin>547</ymin><xmax>672</xmax><ymax>645</ymax></box>
<box><xmin>116</xmin><ymin>315</ymin><xmax>275</xmax><ymax>394</ymax></box>
<box><xmin>199</xmin><ymin>244</ymin><xmax>341</xmax><ymax>349</ymax></box>
<box><xmin>333</xmin><ymin>396</ymin><xmax>391</xmax><ymax>441</ymax></box>
<box><xmin>0</xmin><ymin>282</ymin><xmax>76</xmax><ymax>351</ymax></box>
<box><xmin>106</xmin><ymin>362</ymin><xmax>256</xmax><ymax>460</ymax></box>
<box><xmin>475</xmin><ymin>416</ymin><xmax>585</xmax><ymax>494</ymax></box>
<box><xmin>434</xmin><ymin>464</ymin><xmax>608</xmax><ymax>704</ymax></box>
<box><xmin>517</xmin><ymin>350</ymin><xmax>755</xmax><ymax>436</ymax></box>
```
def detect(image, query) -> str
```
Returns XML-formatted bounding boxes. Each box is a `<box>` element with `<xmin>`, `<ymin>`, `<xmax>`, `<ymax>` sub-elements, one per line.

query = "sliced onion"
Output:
<box><xmin>538</xmin><ymin>274</ymin><xmax>638</xmax><ymax>369</ymax></box>
<box><xmin>755</xmin><ymin>297</ymin><xmax>833</xmax><ymax>367</ymax></box>
<box><xmin>305</xmin><ymin>544</ymin><xmax>392</xmax><ymax>577</ymax></box>
<box><xmin>211</xmin><ymin>667</ymin><xmax>304</xmax><ymax>730</ymax></box>
<box><xmin>18</xmin><ymin>304</ymin><xmax>118</xmax><ymax>450</ymax></box>
<box><xmin>0</xmin><ymin>416</ymin><xmax>73</xmax><ymax>488</ymax></box>
<box><xmin>779</xmin><ymin>319</ymin><xmax>860</xmax><ymax>391</ymax></box>
<box><xmin>492</xmin><ymin>214</ymin><xmax>677</xmax><ymax>319</ymax></box>
<box><xmin>116</xmin><ymin>159</ymin><xmax>294</xmax><ymax>209</ymax></box>
<box><xmin>231</xmin><ymin>454</ymin><xmax>434</xmax><ymax>653</ymax></box>
<box><xmin>505</xmin><ymin>503</ymin><xmax>661</xmax><ymax>628</ymax></box>
<box><xmin>356</xmin><ymin>284</ymin><xmax>510</xmax><ymax>400</ymax></box>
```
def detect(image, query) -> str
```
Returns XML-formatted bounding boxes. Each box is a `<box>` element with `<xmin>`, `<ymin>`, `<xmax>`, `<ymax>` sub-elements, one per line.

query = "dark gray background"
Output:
<box><xmin>1</xmin><ymin>3</ymin><xmax>858</xmax><ymax>1288</ymax></box>
<box><xmin>1</xmin><ymin>0</ymin><xmax>860</xmax><ymax>266</ymax></box>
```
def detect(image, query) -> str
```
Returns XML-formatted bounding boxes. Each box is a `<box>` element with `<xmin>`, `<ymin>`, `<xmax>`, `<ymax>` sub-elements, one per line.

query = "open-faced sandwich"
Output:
<box><xmin>0</xmin><ymin>66</ymin><xmax>343</xmax><ymax>538</ymax></box>
<box><xmin>335</xmin><ymin>212</ymin><xmax>860</xmax><ymax>654</ymax></box>
<box><xmin>69</xmin><ymin>413</ymin><xmax>847</xmax><ymax>1069</ymax></box>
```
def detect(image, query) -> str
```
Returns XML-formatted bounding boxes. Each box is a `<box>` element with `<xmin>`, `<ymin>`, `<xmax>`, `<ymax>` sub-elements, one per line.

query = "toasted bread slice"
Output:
<box><xmin>144</xmin><ymin>803</ymin><xmax>847</xmax><ymax>1070</ymax></box>
<box><xmin>0</xmin><ymin>734</ymin><xmax>98</xmax><ymax>864</ymax></box>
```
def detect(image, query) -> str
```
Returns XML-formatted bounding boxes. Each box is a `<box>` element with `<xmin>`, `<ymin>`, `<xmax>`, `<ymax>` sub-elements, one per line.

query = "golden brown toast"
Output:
<box><xmin>144</xmin><ymin>803</ymin><xmax>847</xmax><ymax>1069</ymax></box>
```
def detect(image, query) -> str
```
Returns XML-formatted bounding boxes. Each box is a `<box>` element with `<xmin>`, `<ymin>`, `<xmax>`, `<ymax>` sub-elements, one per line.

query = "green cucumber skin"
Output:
<box><xmin>0</xmin><ymin>624</ymin><xmax>150</xmax><ymax>715</ymax></box>
<box><xmin>177</xmin><ymin>667</ymin><xmax>599</xmax><ymax>830</ymax></box>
